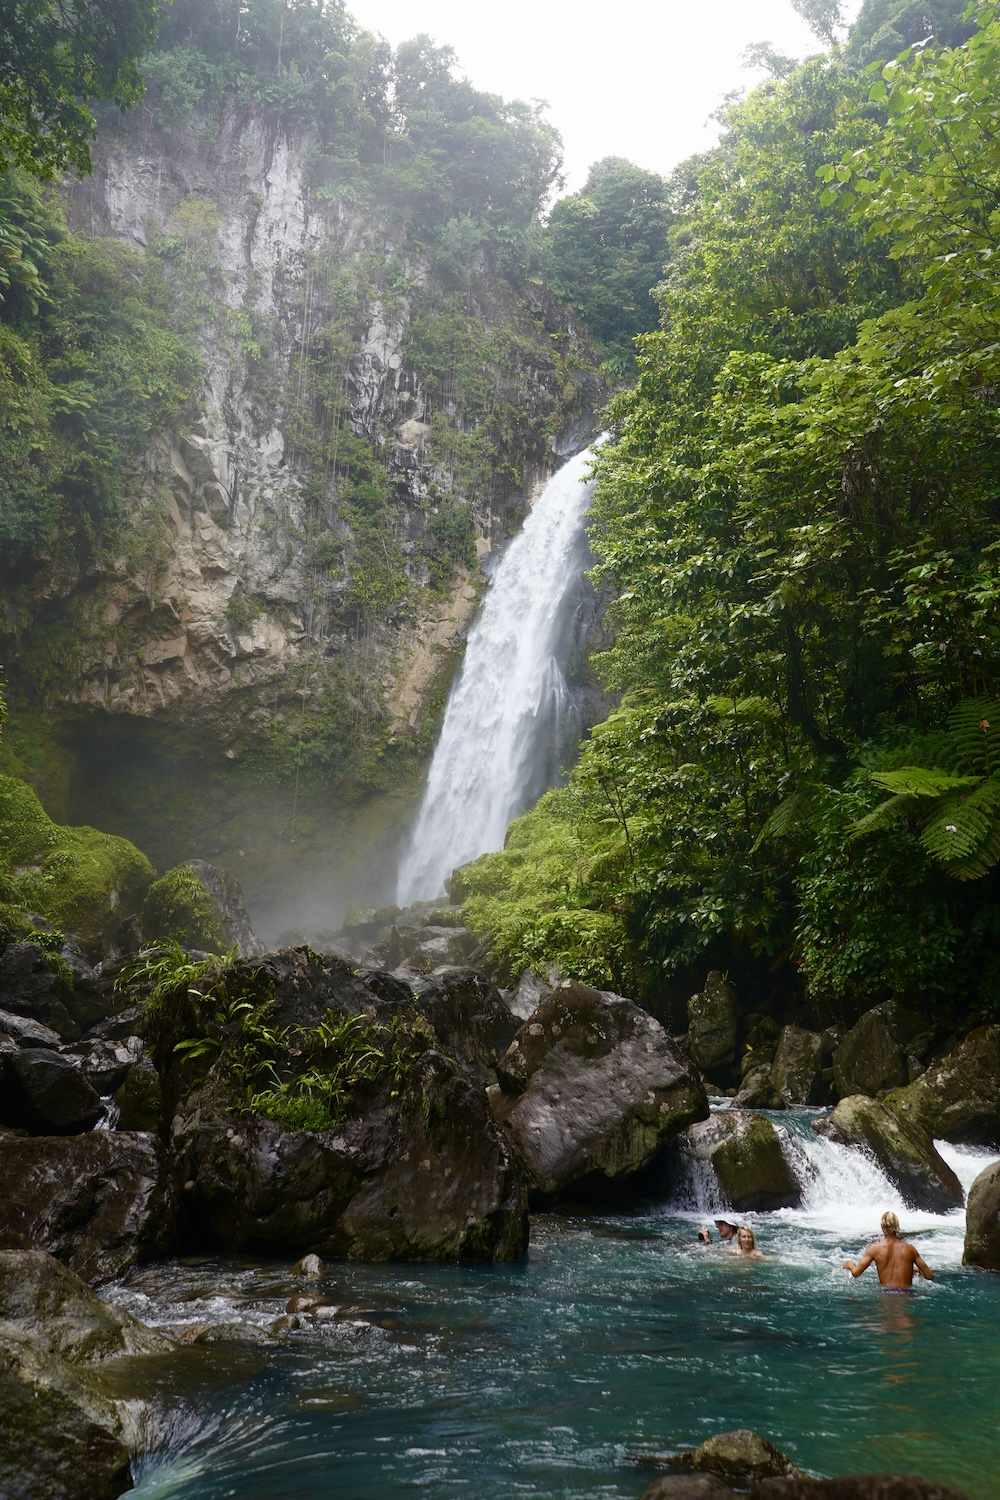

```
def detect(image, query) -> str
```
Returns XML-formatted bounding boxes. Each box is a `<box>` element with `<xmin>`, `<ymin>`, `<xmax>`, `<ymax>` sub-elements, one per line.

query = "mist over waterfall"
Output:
<box><xmin>396</xmin><ymin>447</ymin><xmax>598</xmax><ymax>906</ymax></box>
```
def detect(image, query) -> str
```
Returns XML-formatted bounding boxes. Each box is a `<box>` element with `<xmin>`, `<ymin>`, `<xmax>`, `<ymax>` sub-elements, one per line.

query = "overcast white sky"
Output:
<box><xmin>347</xmin><ymin>0</ymin><xmax>861</xmax><ymax>192</ymax></box>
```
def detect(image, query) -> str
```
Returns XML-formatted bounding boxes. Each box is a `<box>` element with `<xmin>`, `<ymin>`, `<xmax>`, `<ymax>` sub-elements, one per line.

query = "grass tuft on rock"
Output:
<box><xmin>140</xmin><ymin>864</ymin><xmax>223</xmax><ymax>950</ymax></box>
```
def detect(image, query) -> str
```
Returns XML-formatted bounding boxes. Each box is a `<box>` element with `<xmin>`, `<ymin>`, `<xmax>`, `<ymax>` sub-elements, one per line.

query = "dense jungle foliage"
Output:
<box><xmin>462</xmin><ymin>1</ymin><xmax>1000</xmax><ymax>1029</ymax></box>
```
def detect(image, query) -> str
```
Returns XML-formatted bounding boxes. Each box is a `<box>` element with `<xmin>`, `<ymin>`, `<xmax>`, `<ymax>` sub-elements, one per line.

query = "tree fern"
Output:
<box><xmin>855</xmin><ymin>698</ymin><xmax>1000</xmax><ymax>879</ymax></box>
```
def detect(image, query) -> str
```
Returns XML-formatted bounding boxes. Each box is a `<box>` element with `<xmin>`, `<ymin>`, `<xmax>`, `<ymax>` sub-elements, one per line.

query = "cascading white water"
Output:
<box><xmin>396</xmin><ymin>447</ymin><xmax>598</xmax><ymax>906</ymax></box>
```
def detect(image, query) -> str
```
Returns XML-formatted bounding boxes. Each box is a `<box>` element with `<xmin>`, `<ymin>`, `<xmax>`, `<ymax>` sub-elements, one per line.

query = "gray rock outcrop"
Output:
<box><xmin>770</xmin><ymin>1026</ymin><xmax>828</xmax><ymax>1106</ymax></box>
<box><xmin>0</xmin><ymin>1132</ymin><xmax>175</xmax><ymax>1282</ymax></box>
<box><xmin>184</xmin><ymin>859</ymin><xmax>265</xmax><ymax>957</ymax></box>
<box><xmin>681</xmin><ymin>1112</ymin><xmax>802</xmax><ymax>1211</ymax></box>
<box><xmin>0</xmin><ymin>1048</ymin><xmax>103</xmax><ymax>1134</ymax></box>
<box><xmin>832</xmin><ymin>1003</ymin><xmax>929</xmax><ymax>1099</ymax></box>
<box><xmin>962</xmin><ymin>1158</ymin><xmax>1000</xmax><ymax>1271</ymax></box>
<box><xmin>814</xmin><ymin>1096</ymin><xmax>964</xmax><ymax>1213</ymax></box>
<box><xmin>493</xmin><ymin>980</ymin><xmax>707</xmax><ymax>1196</ymax></box>
<box><xmin>687</xmin><ymin>972</ymin><xmax>740</xmax><ymax>1074</ymax></box>
<box><xmin>883</xmin><ymin>1025</ymin><xmax>1000</xmax><ymax>1147</ymax></box>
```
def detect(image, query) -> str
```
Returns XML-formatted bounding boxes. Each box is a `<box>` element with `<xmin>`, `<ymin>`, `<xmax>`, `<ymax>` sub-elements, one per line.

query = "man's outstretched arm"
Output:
<box><xmin>843</xmin><ymin>1247</ymin><xmax>875</xmax><ymax>1278</ymax></box>
<box><xmin>913</xmin><ymin>1249</ymin><xmax>934</xmax><ymax>1281</ymax></box>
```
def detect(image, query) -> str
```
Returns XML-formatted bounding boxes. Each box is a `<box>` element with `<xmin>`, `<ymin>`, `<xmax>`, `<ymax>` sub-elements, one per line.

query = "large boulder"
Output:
<box><xmin>371</xmin><ymin>966</ymin><xmax>518</xmax><ymax>1079</ymax></box>
<box><xmin>814</xmin><ymin>1096</ymin><xmax>964</xmax><ymax>1213</ymax></box>
<box><xmin>0</xmin><ymin>942</ymin><xmax>80</xmax><ymax>1040</ymax></box>
<box><xmin>883</xmin><ymin>1026</ymin><xmax>1000</xmax><ymax>1147</ymax></box>
<box><xmin>0</xmin><ymin>1251</ymin><xmax>170</xmax><ymax>1500</ymax></box>
<box><xmin>0</xmin><ymin>1132</ymin><xmax>175</xmax><ymax>1282</ymax></box>
<box><xmin>0</xmin><ymin>1048</ymin><xmax>103</xmax><ymax>1134</ymax></box>
<box><xmin>172</xmin><ymin>1045</ymin><xmax>528</xmax><ymax>1262</ymax></box>
<box><xmin>962</xmin><ymin>1158</ymin><xmax>1000</xmax><ymax>1272</ymax></box>
<box><xmin>832</xmin><ymin>1003</ymin><xmax>929</xmax><ymax>1099</ymax></box>
<box><xmin>492</xmin><ymin>981</ymin><xmax>707</xmax><ymax>1197</ymax></box>
<box><xmin>641</xmin><ymin>1479</ymin><xmax>735</xmax><ymax>1500</ymax></box>
<box><xmin>770</xmin><ymin>1026</ymin><xmax>828</xmax><ymax>1106</ymax></box>
<box><xmin>681</xmin><ymin>1112</ymin><xmax>801</xmax><ymax>1211</ymax></box>
<box><xmin>687</xmin><ymin>972</ymin><xmax>739</xmax><ymax>1073</ymax></box>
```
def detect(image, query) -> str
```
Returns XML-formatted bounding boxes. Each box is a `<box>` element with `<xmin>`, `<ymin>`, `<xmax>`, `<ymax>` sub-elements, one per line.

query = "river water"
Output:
<box><xmin>107</xmin><ymin>1112</ymin><xmax>1000</xmax><ymax>1499</ymax></box>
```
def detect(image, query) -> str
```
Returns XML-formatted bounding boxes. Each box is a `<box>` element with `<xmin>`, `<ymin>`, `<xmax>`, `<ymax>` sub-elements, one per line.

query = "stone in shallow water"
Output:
<box><xmin>493</xmin><ymin>980</ymin><xmax>707</xmax><ymax>1197</ymax></box>
<box><xmin>962</xmin><ymin>1158</ymin><xmax>1000</xmax><ymax>1272</ymax></box>
<box><xmin>0</xmin><ymin>1354</ymin><xmax>134</xmax><ymax>1500</ymax></box>
<box><xmin>753</xmin><ymin>1479</ymin><xmax>972</xmax><ymax>1499</ymax></box>
<box><xmin>677</xmin><ymin>1428</ymin><xmax>805</xmax><ymax>1485</ymax></box>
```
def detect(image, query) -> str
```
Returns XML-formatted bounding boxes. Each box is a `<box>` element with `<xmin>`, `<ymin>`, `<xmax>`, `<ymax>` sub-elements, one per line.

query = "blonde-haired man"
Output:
<box><xmin>843</xmin><ymin>1211</ymin><xmax>934</xmax><ymax>1290</ymax></box>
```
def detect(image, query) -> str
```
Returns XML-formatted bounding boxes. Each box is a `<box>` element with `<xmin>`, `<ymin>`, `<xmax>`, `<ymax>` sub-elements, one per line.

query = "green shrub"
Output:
<box><xmin>140</xmin><ymin>864</ymin><xmax>224</xmax><ymax>950</ymax></box>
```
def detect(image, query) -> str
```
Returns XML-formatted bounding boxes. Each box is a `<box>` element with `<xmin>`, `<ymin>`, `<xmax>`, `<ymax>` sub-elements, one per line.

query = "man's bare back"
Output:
<box><xmin>842</xmin><ymin>1211</ymin><xmax>933</xmax><ymax>1289</ymax></box>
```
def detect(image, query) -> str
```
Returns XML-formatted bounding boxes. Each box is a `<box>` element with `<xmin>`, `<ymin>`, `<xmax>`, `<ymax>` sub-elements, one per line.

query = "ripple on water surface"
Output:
<box><xmin>111</xmin><ymin>1120</ymin><xmax>1000</xmax><ymax>1500</ymax></box>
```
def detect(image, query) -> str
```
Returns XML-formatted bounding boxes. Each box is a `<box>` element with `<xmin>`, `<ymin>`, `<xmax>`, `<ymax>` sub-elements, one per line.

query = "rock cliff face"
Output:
<box><xmin>5</xmin><ymin>105</ymin><xmax>600</xmax><ymax>767</ymax></box>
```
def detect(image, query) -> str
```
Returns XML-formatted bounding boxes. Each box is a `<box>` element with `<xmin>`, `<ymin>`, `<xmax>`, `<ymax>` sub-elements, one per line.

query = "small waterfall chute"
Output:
<box><xmin>397</xmin><ymin>446</ymin><xmax>598</xmax><ymax>906</ymax></box>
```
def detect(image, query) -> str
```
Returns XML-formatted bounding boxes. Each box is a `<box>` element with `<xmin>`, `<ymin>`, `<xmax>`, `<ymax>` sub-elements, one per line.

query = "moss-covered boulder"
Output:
<box><xmin>687</xmin><ymin>971</ymin><xmax>740</xmax><ymax>1073</ymax></box>
<box><xmin>770</xmin><ymin>1026</ymin><xmax>827</xmax><ymax>1106</ymax></box>
<box><xmin>814</xmin><ymin>1096</ymin><xmax>964</xmax><ymax>1213</ymax></box>
<box><xmin>832</xmin><ymin>1002</ymin><xmax>927</xmax><ymax>1099</ymax></box>
<box><xmin>962</xmin><ymin>1159</ymin><xmax>1000</xmax><ymax>1272</ymax></box>
<box><xmin>682</xmin><ymin>1111</ymin><xmax>801</xmax><ymax>1211</ymax></box>
<box><xmin>0</xmin><ymin>775</ymin><xmax>152</xmax><ymax>959</ymax></box>
<box><xmin>139</xmin><ymin>863</ymin><xmax>224</xmax><ymax>950</ymax></box>
<box><xmin>675</xmin><ymin>1428</ymin><xmax>805</xmax><ymax>1484</ymax></box>
<box><xmin>883</xmin><ymin>1026</ymin><xmax>1000</xmax><ymax>1147</ymax></box>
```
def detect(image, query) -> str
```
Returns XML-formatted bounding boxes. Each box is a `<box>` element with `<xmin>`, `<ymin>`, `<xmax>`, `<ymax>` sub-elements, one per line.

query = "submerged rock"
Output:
<box><xmin>883</xmin><ymin>1025</ymin><xmax>1000</xmax><ymax>1147</ymax></box>
<box><xmin>753</xmin><ymin>1479</ymin><xmax>972</xmax><ymax>1499</ymax></box>
<box><xmin>676</xmin><ymin>1428</ymin><xmax>805</xmax><ymax>1484</ymax></box>
<box><xmin>832</xmin><ymin>1003</ymin><xmax>928</xmax><ymax>1100</ymax></box>
<box><xmin>172</xmin><ymin>1045</ymin><xmax>528</xmax><ymax>1262</ymax></box>
<box><xmin>292</xmin><ymin>1253</ymin><xmax>325</xmax><ymax>1278</ymax></box>
<box><xmin>493</xmin><ymin>980</ymin><xmax>707</xmax><ymax>1197</ymax></box>
<box><xmin>687</xmin><ymin>972</ymin><xmax>739</xmax><ymax>1073</ymax></box>
<box><xmin>962</xmin><ymin>1159</ymin><xmax>1000</xmax><ymax>1272</ymax></box>
<box><xmin>681</xmin><ymin>1112</ymin><xmax>801</xmax><ymax>1211</ymax></box>
<box><xmin>814</xmin><ymin>1096</ymin><xmax>964</xmax><ymax>1213</ymax></box>
<box><xmin>0</xmin><ymin>1132</ymin><xmax>175</xmax><ymax>1282</ymax></box>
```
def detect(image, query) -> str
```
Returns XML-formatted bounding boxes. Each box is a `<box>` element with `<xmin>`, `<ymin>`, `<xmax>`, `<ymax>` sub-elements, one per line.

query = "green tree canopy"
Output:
<box><xmin>0</xmin><ymin>0</ymin><xmax>165</xmax><ymax>178</ymax></box>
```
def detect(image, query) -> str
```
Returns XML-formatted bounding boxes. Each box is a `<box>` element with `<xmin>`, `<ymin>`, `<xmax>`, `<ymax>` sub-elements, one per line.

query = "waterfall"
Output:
<box><xmin>396</xmin><ymin>447</ymin><xmax>598</xmax><ymax>906</ymax></box>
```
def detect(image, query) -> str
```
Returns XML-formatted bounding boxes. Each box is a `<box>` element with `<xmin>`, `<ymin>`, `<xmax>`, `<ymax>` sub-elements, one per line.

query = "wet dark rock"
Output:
<box><xmin>0</xmin><ymin>1251</ymin><xmax>170</xmax><ymax>1500</ymax></box>
<box><xmin>0</xmin><ymin>942</ymin><xmax>80</xmax><ymax>1040</ymax></box>
<box><xmin>0</xmin><ymin>1132</ymin><xmax>175</xmax><ymax>1282</ymax></box>
<box><xmin>962</xmin><ymin>1158</ymin><xmax>1000</xmax><ymax>1272</ymax></box>
<box><xmin>113</xmin><ymin>1055</ymin><xmax>161</xmax><ymax>1132</ymax></box>
<box><xmin>752</xmin><ymin>1479</ymin><xmax>972</xmax><ymax>1499</ymax></box>
<box><xmin>883</xmin><ymin>1025</ymin><xmax>1000</xmax><ymax>1147</ymax></box>
<box><xmin>172</xmin><ymin>1045</ymin><xmax>528</xmax><ymax>1262</ymax></box>
<box><xmin>493</xmin><ymin>981</ymin><xmax>707</xmax><ymax>1197</ymax></box>
<box><xmin>72</xmin><ymin>1036</ymin><xmax>144</xmax><ymax>1096</ymax></box>
<box><xmin>676</xmin><ymin>1428</ymin><xmax>805</xmax><ymax>1484</ymax></box>
<box><xmin>687</xmin><ymin>972</ymin><xmax>739</xmax><ymax>1073</ymax></box>
<box><xmin>0</xmin><ymin>1249</ymin><xmax>169</xmax><ymax>1361</ymax></box>
<box><xmin>733</xmin><ymin>1065</ymin><xmax>784</xmax><ymax>1111</ymax></box>
<box><xmin>0</xmin><ymin>1007</ymin><xmax>62</xmax><ymax>1049</ymax></box>
<box><xmin>184</xmin><ymin>859</ymin><xmax>266</xmax><ymax>958</ymax></box>
<box><xmin>0</xmin><ymin>1351</ymin><xmax>134</xmax><ymax>1500</ymax></box>
<box><xmin>770</xmin><ymin>1026</ymin><xmax>828</xmax><ymax>1106</ymax></box>
<box><xmin>682</xmin><ymin>1112</ymin><xmax>801</xmax><ymax>1211</ymax></box>
<box><xmin>509</xmin><ymin>967</ymin><xmax>555</xmax><ymax>1021</ymax></box>
<box><xmin>814</xmin><ymin>1096</ymin><xmax>964</xmax><ymax>1213</ymax></box>
<box><xmin>832</xmin><ymin>1003</ymin><xmax>928</xmax><ymax>1100</ymax></box>
<box><xmin>389</xmin><ymin>966</ymin><xmax>518</xmax><ymax>1077</ymax></box>
<box><xmin>0</xmin><ymin>1048</ymin><xmax>103</xmax><ymax>1134</ymax></box>
<box><xmin>84</xmin><ymin>1003</ymin><xmax>147</xmax><ymax>1043</ymax></box>
<box><xmin>227</xmin><ymin>947</ymin><xmax>379</xmax><ymax>1032</ymax></box>
<box><xmin>641</xmin><ymin>1477</ymin><xmax>736</xmax><ymax>1500</ymax></box>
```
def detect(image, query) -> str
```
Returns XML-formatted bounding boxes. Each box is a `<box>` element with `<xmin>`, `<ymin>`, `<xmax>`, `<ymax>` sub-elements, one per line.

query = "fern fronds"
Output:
<box><xmin>870</xmin><ymin>768</ymin><xmax>980</xmax><ymax>797</ymax></box>
<box><xmin>850</xmin><ymin>792</ymin><xmax>920</xmax><ymax>839</ymax></box>
<box><xmin>752</xmin><ymin>788</ymin><xmax>817</xmax><ymax>852</ymax></box>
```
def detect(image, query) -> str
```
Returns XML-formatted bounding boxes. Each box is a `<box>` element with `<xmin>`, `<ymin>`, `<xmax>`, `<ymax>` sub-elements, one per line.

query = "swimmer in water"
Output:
<box><xmin>842</xmin><ymin>1210</ymin><xmax>934</xmax><ymax>1290</ymax></box>
<box><xmin>732</xmin><ymin>1224</ymin><xmax>767</xmax><ymax>1259</ymax></box>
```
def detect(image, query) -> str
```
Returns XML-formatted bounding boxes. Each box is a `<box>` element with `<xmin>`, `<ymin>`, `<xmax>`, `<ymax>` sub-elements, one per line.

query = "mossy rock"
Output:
<box><xmin>139</xmin><ymin>864</ymin><xmax>224</xmax><ymax>950</ymax></box>
<box><xmin>0</xmin><ymin>775</ymin><xmax>152</xmax><ymax>960</ymax></box>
